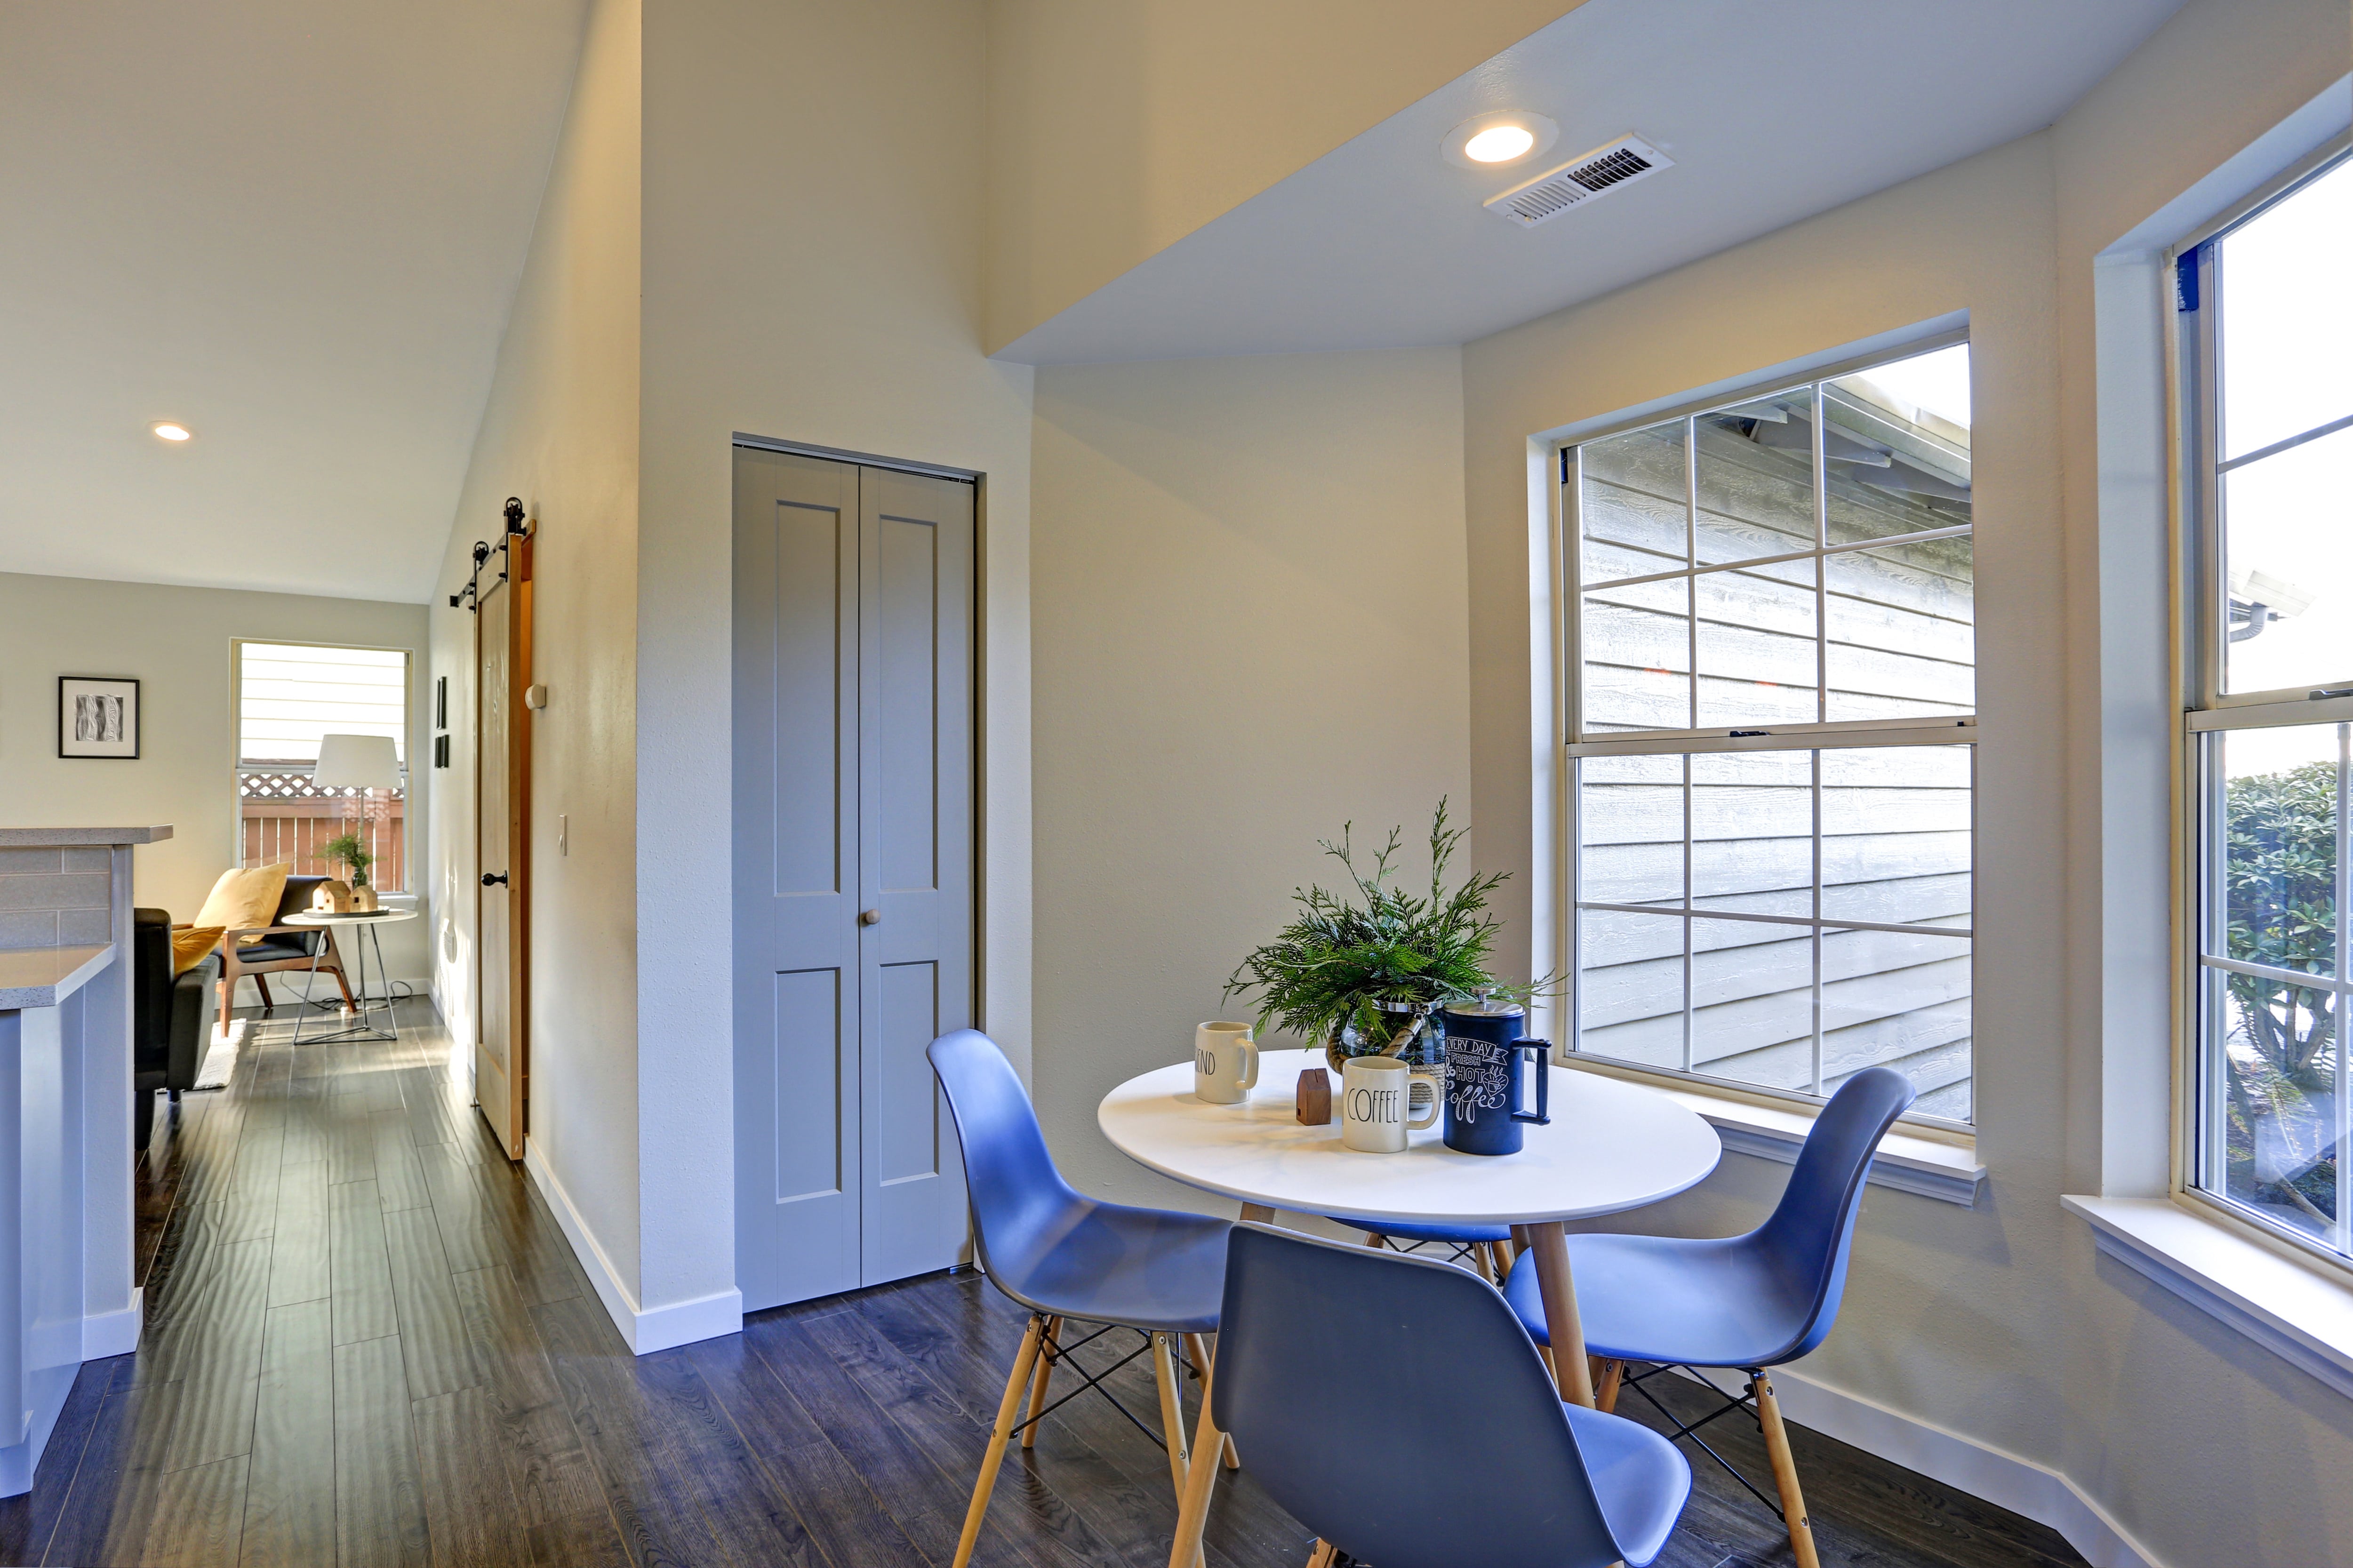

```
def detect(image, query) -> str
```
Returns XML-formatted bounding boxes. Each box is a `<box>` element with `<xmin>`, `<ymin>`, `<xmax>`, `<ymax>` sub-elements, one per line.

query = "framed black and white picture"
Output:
<box><xmin>57</xmin><ymin>676</ymin><xmax>140</xmax><ymax>759</ymax></box>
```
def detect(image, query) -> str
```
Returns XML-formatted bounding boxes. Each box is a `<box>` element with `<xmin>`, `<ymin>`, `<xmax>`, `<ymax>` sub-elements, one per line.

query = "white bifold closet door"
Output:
<box><xmin>733</xmin><ymin>446</ymin><xmax>973</xmax><ymax>1311</ymax></box>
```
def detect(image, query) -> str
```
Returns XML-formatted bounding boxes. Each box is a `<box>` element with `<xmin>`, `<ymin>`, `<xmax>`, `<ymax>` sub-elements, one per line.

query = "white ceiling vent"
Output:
<box><xmin>1483</xmin><ymin>136</ymin><xmax>1672</xmax><ymax>228</ymax></box>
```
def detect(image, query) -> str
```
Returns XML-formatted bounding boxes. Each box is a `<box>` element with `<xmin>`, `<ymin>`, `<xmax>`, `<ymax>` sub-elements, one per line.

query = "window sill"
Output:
<box><xmin>2062</xmin><ymin>1193</ymin><xmax>2353</xmax><ymax>1400</ymax></box>
<box><xmin>1560</xmin><ymin>1059</ymin><xmax>1986</xmax><ymax>1206</ymax></box>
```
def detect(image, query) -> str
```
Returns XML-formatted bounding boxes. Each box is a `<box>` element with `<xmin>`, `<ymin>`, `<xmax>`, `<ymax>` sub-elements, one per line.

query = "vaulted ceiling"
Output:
<box><xmin>0</xmin><ymin>1</ymin><xmax>587</xmax><ymax>603</ymax></box>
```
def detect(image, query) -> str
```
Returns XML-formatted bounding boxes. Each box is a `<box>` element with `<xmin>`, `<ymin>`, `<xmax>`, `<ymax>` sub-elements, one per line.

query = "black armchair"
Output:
<box><xmin>134</xmin><ymin>907</ymin><xmax>219</xmax><ymax>1152</ymax></box>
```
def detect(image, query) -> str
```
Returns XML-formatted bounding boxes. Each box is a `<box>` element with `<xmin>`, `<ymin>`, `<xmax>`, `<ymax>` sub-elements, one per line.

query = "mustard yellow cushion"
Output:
<box><xmin>172</xmin><ymin>927</ymin><xmax>225</xmax><ymax>976</ymax></box>
<box><xmin>194</xmin><ymin>864</ymin><xmax>289</xmax><ymax>945</ymax></box>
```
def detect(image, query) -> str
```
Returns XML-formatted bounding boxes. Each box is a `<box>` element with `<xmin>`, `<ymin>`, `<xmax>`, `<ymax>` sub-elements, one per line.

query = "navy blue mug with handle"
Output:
<box><xmin>1441</xmin><ymin>999</ymin><xmax>1553</xmax><ymax>1156</ymax></box>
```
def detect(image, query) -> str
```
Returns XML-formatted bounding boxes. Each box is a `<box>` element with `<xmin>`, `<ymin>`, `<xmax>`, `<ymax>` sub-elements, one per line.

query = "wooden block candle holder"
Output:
<box><xmin>1295</xmin><ymin>1067</ymin><xmax>1331</xmax><ymax>1126</ymax></box>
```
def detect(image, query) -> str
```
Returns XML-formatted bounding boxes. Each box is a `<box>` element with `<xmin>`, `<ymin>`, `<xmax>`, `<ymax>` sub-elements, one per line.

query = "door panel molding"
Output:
<box><xmin>735</xmin><ymin>446</ymin><xmax>973</xmax><ymax>1311</ymax></box>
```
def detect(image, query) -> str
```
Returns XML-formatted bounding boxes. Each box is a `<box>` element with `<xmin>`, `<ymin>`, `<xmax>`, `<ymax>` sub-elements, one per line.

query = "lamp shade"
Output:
<box><xmin>313</xmin><ymin>733</ymin><xmax>401</xmax><ymax>789</ymax></box>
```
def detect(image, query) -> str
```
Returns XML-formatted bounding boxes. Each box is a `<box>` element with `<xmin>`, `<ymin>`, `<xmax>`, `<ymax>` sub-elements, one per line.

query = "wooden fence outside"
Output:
<box><xmin>238</xmin><ymin>770</ymin><xmax>407</xmax><ymax>892</ymax></box>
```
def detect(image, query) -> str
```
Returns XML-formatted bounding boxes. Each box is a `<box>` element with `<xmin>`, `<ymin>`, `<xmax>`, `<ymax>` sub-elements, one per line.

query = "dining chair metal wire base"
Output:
<box><xmin>961</xmin><ymin>1313</ymin><xmax>1230</xmax><ymax>1568</ymax></box>
<box><xmin>1597</xmin><ymin>1360</ymin><xmax>1817</xmax><ymax>1556</ymax></box>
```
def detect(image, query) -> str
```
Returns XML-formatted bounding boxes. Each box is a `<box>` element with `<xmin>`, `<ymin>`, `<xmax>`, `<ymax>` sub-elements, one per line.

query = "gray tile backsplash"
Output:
<box><xmin>0</xmin><ymin>864</ymin><xmax>114</xmax><ymax>948</ymax></box>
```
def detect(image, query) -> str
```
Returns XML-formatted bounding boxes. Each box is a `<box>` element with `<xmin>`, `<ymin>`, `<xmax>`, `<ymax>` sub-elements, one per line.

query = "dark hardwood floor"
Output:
<box><xmin>0</xmin><ymin>998</ymin><xmax>2082</xmax><ymax>1568</ymax></box>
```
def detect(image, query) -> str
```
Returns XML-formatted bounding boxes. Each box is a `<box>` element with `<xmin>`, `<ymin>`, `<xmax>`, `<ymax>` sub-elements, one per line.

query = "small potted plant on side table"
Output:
<box><xmin>1226</xmin><ymin>799</ymin><xmax>1539</xmax><ymax>1078</ymax></box>
<box><xmin>321</xmin><ymin>832</ymin><xmax>378</xmax><ymax>913</ymax></box>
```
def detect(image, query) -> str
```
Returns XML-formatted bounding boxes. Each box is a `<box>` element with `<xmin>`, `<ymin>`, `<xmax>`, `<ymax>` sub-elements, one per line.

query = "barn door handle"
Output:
<box><xmin>859</xmin><ymin>908</ymin><xmax>881</xmax><ymax>926</ymax></box>
<box><xmin>482</xmin><ymin>872</ymin><xmax>508</xmax><ymax>887</ymax></box>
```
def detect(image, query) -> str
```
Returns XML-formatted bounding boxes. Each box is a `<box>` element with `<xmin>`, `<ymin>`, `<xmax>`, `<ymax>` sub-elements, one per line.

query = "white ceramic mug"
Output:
<box><xmin>1193</xmin><ymin>1022</ymin><xmax>1260</xmax><ymax>1105</ymax></box>
<box><xmin>1340</xmin><ymin>1056</ymin><xmax>1440</xmax><ymax>1152</ymax></box>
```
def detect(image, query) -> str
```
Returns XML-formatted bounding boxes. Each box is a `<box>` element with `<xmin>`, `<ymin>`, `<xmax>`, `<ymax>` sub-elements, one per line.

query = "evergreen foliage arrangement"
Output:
<box><xmin>320</xmin><ymin>831</ymin><xmax>375</xmax><ymax>889</ymax></box>
<box><xmin>1225</xmin><ymin>800</ymin><xmax>1537</xmax><ymax>1062</ymax></box>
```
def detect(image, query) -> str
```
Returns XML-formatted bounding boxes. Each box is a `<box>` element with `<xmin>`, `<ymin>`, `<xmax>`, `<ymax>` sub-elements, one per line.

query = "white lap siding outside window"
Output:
<box><xmin>1566</xmin><ymin>337</ymin><xmax>1977</xmax><ymax>1125</ymax></box>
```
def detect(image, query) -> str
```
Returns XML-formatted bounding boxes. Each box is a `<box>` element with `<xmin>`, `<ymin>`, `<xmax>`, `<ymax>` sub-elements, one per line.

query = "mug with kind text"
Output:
<box><xmin>1193</xmin><ymin>1022</ymin><xmax>1260</xmax><ymax>1105</ymax></box>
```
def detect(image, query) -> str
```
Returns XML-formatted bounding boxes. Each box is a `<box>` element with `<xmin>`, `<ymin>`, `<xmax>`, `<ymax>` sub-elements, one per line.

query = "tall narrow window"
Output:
<box><xmin>2182</xmin><ymin>152</ymin><xmax>2353</xmax><ymax>1258</ymax></box>
<box><xmin>1567</xmin><ymin>341</ymin><xmax>1976</xmax><ymax>1122</ymax></box>
<box><xmin>235</xmin><ymin>641</ymin><xmax>411</xmax><ymax>892</ymax></box>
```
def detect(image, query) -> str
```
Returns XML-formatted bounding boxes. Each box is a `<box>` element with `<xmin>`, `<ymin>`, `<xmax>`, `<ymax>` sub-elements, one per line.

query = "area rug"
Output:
<box><xmin>192</xmin><ymin>1018</ymin><xmax>248</xmax><ymax>1091</ymax></box>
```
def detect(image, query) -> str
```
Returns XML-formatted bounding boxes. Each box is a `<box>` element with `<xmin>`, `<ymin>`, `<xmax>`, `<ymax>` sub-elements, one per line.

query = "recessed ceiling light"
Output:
<box><xmin>1464</xmin><ymin>125</ymin><xmax>1536</xmax><ymax>163</ymax></box>
<box><xmin>1442</xmin><ymin>111</ymin><xmax>1558</xmax><ymax>171</ymax></box>
<box><xmin>152</xmin><ymin>423</ymin><xmax>192</xmax><ymax>442</ymax></box>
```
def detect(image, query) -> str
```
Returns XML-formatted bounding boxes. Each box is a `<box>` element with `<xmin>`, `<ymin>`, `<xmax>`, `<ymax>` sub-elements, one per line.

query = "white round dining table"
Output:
<box><xmin>1098</xmin><ymin>1047</ymin><xmax>1721</xmax><ymax>1406</ymax></box>
<box><xmin>1104</xmin><ymin>1048</ymin><xmax>1721</xmax><ymax>1568</ymax></box>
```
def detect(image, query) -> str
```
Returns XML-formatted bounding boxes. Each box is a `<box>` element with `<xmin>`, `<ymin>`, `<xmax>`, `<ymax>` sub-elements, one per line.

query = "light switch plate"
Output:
<box><xmin>558</xmin><ymin>814</ymin><xmax>568</xmax><ymax>855</ymax></box>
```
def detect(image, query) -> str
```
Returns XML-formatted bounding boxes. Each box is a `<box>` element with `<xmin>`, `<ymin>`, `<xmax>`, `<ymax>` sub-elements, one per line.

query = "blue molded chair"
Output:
<box><xmin>928</xmin><ymin>1029</ymin><xmax>1232</xmax><ymax>1568</ymax></box>
<box><xmin>1213</xmin><ymin>1223</ymin><xmax>1691</xmax><ymax>1568</ymax></box>
<box><xmin>1502</xmin><ymin>1065</ymin><xmax>1918</xmax><ymax>1568</ymax></box>
<box><xmin>1328</xmin><ymin>1216</ymin><xmax>1516</xmax><ymax>1280</ymax></box>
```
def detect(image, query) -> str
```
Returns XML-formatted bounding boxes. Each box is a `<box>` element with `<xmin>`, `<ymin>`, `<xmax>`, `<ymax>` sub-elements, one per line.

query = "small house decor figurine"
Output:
<box><xmin>311</xmin><ymin>878</ymin><xmax>355</xmax><ymax>914</ymax></box>
<box><xmin>1295</xmin><ymin>1067</ymin><xmax>1332</xmax><ymax>1126</ymax></box>
<box><xmin>320</xmin><ymin>832</ymin><xmax>378</xmax><ymax>912</ymax></box>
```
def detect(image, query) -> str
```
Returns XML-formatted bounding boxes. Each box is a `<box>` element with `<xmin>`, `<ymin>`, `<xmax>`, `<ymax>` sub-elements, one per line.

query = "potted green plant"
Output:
<box><xmin>321</xmin><ymin>831</ymin><xmax>377</xmax><ymax>912</ymax></box>
<box><xmin>1226</xmin><ymin>800</ymin><xmax>1540</xmax><ymax>1072</ymax></box>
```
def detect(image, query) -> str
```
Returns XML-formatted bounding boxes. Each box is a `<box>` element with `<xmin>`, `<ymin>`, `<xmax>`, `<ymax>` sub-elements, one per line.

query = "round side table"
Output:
<box><xmin>280</xmin><ymin>908</ymin><xmax>418</xmax><ymax>1045</ymax></box>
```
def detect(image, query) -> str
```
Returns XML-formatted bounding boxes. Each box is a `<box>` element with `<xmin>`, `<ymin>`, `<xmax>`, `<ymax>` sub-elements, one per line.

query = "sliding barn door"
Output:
<box><xmin>733</xmin><ymin>448</ymin><xmax>972</xmax><ymax>1311</ymax></box>
<box><xmin>475</xmin><ymin>534</ymin><xmax>530</xmax><ymax>1160</ymax></box>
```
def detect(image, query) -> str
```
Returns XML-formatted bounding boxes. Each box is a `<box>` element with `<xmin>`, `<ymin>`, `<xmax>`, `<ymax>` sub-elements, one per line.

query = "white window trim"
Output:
<box><xmin>228</xmin><ymin>637</ymin><xmax>419</xmax><ymax>894</ymax></box>
<box><xmin>1568</xmin><ymin>1056</ymin><xmax>1984</xmax><ymax>1205</ymax></box>
<box><xmin>2064</xmin><ymin>1193</ymin><xmax>2353</xmax><ymax>1400</ymax></box>
<box><xmin>1548</xmin><ymin>328</ymin><xmax>1980</xmax><ymax>1136</ymax></box>
<box><xmin>2058</xmin><ymin>85</ymin><xmax>2353</xmax><ymax>1391</ymax></box>
<box><xmin>2169</xmin><ymin>135</ymin><xmax>2353</xmax><ymax>1276</ymax></box>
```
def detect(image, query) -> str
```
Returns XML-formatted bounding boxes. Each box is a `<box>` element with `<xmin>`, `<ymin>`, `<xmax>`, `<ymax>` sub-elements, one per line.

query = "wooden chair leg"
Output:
<box><xmin>1187</xmin><ymin>1333</ymin><xmax>1239</xmax><ymax>1470</ymax></box>
<box><xmin>1022</xmin><ymin>1316</ymin><xmax>1063</xmax><ymax>1449</ymax></box>
<box><xmin>253</xmin><ymin>973</ymin><xmax>274</xmax><ymax>1011</ymax></box>
<box><xmin>1165</xmin><ymin>1359</ymin><xmax>1222</xmax><ymax>1568</ymax></box>
<box><xmin>952</xmin><ymin>1314</ymin><xmax>1046</xmax><ymax>1568</ymax></box>
<box><xmin>1595</xmin><ymin>1358</ymin><xmax>1624</xmax><ymax>1414</ymax></box>
<box><xmin>1363</xmin><ymin>1233</ymin><xmax>1387</xmax><ymax>1249</ymax></box>
<box><xmin>1305</xmin><ymin>1542</ymin><xmax>1338</xmax><ymax>1568</ymax></box>
<box><xmin>1751</xmin><ymin>1370</ymin><xmax>1821</xmax><ymax>1568</ymax></box>
<box><xmin>1151</xmin><ymin>1333</ymin><xmax>1192</xmax><ymax>1501</ymax></box>
<box><xmin>216</xmin><ymin>972</ymin><xmax>234</xmax><ymax>1041</ymax></box>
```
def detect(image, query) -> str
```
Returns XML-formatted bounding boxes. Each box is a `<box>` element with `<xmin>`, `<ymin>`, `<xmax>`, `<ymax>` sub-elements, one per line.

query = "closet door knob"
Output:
<box><xmin>859</xmin><ymin>908</ymin><xmax>881</xmax><ymax>926</ymax></box>
<box><xmin>482</xmin><ymin>872</ymin><xmax>508</xmax><ymax>887</ymax></box>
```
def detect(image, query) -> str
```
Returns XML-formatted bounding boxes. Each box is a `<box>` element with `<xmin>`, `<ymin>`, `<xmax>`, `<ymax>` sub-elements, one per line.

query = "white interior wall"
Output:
<box><xmin>1460</xmin><ymin>0</ymin><xmax>2353</xmax><ymax>1562</ymax></box>
<box><xmin>428</xmin><ymin>0</ymin><xmax>643</xmax><ymax>1313</ymax></box>
<box><xmin>1029</xmin><ymin>348</ymin><xmax>1473</xmax><ymax>1209</ymax></box>
<box><xmin>0</xmin><ymin>571</ymin><xmax>431</xmax><ymax>987</ymax></box>
<box><xmin>632</xmin><ymin>0</ymin><xmax>1036</xmax><ymax>1340</ymax></box>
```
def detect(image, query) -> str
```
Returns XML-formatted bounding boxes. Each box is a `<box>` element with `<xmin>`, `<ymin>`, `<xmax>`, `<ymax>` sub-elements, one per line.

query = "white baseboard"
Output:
<box><xmin>522</xmin><ymin>1140</ymin><xmax>742</xmax><ymax>1356</ymax></box>
<box><xmin>1673</xmin><ymin>1364</ymin><xmax>2165</xmax><ymax>1568</ymax></box>
<box><xmin>82</xmin><ymin>1288</ymin><xmax>142</xmax><ymax>1359</ymax></box>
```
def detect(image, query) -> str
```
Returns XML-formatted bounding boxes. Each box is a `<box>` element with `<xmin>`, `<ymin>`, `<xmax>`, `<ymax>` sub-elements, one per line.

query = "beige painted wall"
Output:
<box><xmin>1030</xmin><ymin>349</ymin><xmax>1471</xmax><ymax>1207</ymax></box>
<box><xmin>0</xmin><ymin>571</ymin><xmax>431</xmax><ymax>985</ymax></box>
<box><xmin>636</xmin><ymin>0</ymin><xmax>1036</xmax><ymax>1317</ymax></box>
<box><xmin>1459</xmin><ymin>0</ymin><xmax>2353</xmax><ymax>1561</ymax></box>
<box><xmin>428</xmin><ymin>0</ymin><xmax>642</xmax><ymax>1297</ymax></box>
<box><xmin>982</xmin><ymin>0</ymin><xmax>1577</xmax><ymax>352</ymax></box>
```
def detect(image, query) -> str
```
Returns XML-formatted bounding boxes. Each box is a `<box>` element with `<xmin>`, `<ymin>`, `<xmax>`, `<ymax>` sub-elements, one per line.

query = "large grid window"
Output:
<box><xmin>1567</xmin><ymin>341</ymin><xmax>1976</xmax><ymax>1122</ymax></box>
<box><xmin>235</xmin><ymin>641</ymin><xmax>411</xmax><ymax>893</ymax></box>
<box><xmin>2181</xmin><ymin>152</ymin><xmax>2353</xmax><ymax>1258</ymax></box>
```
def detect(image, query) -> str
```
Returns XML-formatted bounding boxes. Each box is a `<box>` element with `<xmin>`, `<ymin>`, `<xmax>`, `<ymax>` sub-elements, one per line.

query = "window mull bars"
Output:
<box><xmin>450</xmin><ymin>498</ymin><xmax>528</xmax><ymax>612</ymax></box>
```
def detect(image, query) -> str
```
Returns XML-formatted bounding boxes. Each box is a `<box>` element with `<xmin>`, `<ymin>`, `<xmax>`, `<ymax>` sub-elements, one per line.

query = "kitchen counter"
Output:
<box><xmin>0</xmin><ymin>825</ymin><xmax>171</xmax><ymax>848</ymax></box>
<box><xmin>0</xmin><ymin>946</ymin><xmax>113</xmax><ymax>1010</ymax></box>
